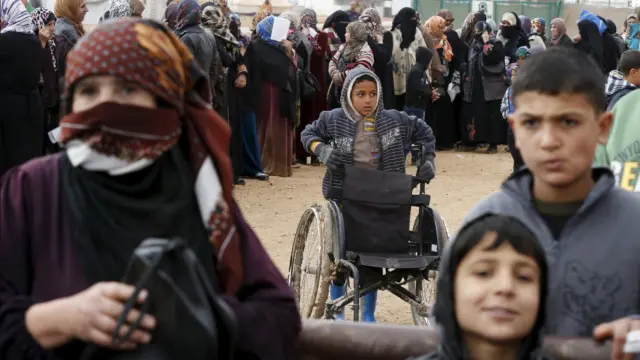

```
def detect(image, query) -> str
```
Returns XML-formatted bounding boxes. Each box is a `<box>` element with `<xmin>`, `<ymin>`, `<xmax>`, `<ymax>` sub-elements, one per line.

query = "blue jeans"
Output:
<box><xmin>403</xmin><ymin>106</ymin><xmax>425</xmax><ymax>160</ymax></box>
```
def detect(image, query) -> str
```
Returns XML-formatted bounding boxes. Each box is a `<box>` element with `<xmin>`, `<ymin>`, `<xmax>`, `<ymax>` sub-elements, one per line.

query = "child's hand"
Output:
<box><xmin>431</xmin><ymin>89</ymin><xmax>440</xmax><ymax>102</ymax></box>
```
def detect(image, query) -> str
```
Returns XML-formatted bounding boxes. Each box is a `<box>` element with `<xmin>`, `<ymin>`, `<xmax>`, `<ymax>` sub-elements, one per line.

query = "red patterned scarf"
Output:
<box><xmin>60</xmin><ymin>18</ymin><xmax>243</xmax><ymax>295</ymax></box>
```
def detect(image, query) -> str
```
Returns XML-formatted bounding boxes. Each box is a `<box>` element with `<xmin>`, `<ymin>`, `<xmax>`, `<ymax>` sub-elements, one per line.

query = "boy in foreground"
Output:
<box><xmin>459</xmin><ymin>46</ymin><xmax>640</xmax><ymax>359</ymax></box>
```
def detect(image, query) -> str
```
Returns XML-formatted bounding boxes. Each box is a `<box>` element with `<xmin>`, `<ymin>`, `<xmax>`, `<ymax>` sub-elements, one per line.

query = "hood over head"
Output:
<box><xmin>431</xmin><ymin>212</ymin><xmax>549</xmax><ymax>359</ymax></box>
<box><xmin>340</xmin><ymin>67</ymin><xmax>382</xmax><ymax>121</ymax></box>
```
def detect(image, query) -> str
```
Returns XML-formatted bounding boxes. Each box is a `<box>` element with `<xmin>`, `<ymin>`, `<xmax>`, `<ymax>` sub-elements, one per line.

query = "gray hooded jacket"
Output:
<box><xmin>459</xmin><ymin>167</ymin><xmax>640</xmax><ymax>337</ymax></box>
<box><xmin>300</xmin><ymin>67</ymin><xmax>436</xmax><ymax>197</ymax></box>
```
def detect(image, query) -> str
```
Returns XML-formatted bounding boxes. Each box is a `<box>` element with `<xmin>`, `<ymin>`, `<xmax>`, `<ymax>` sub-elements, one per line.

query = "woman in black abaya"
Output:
<box><xmin>575</xmin><ymin>19</ymin><xmax>604</xmax><ymax>73</ymax></box>
<box><xmin>460</xmin><ymin>21</ymin><xmax>507</xmax><ymax>153</ymax></box>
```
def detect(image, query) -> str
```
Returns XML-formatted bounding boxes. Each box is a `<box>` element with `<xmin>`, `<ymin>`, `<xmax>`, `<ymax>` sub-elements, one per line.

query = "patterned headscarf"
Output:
<box><xmin>342</xmin><ymin>20</ymin><xmax>368</xmax><ymax>62</ymax></box>
<box><xmin>1</xmin><ymin>0</ymin><xmax>34</xmax><ymax>33</ymax></box>
<box><xmin>61</xmin><ymin>18</ymin><xmax>243</xmax><ymax>295</ymax></box>
<box><xmin>174</xmin><ymin>0</ymin><xmax>201</xmax><ymax>35</ymax></box>
<box><xmin>256</xmin><ymin>14</ymin><xmax>279</xmax><ymax>46</ymax></box>
<box><xmin>99</xmin><ymin>0</ymin><xmax>131</xmax><ymax>23</ymax></box>
<box><xmin>201</xmin><ymin>2</ymin><xmax>238</xmax><ymax>47</ymax></box>
<box><xmin>299</xmin><ymin>8</ymin><xmax>317</xmax><ymax>30</ymax></box>
<box><xmin>31</xmin><ymin>7</ymin><xmax>57</xmax><ymax>81</ymax></box>
<box><xmin>54</xmin><ymin>0</ymin><xmax>85</xmax><ymax>35</ymax></box>
<box><xmin>250</xmin><ymin>8</ymin><xmax>269</xmax><ymax>32</ymax></box>
<box><xmin>359</xmin><ymin>7</ymin><xmax>383</xmax><ymax>39</ymax></box>
<box><xmin>425</xmin><ymin>15</ymin><xmax>453</xmax><ymax>62</ymax></box>
<box><xmin>531</xmin><ymin>17</ymin><xmax>545</xmax><ymax>35</ymax></box>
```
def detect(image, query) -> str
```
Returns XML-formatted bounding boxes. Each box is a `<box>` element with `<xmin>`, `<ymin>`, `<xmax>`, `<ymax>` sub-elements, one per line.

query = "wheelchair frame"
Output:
<box><xmin>288</xmin><ymin>177</ymin><xmax>450</xmax><ymax>325</ymax></box>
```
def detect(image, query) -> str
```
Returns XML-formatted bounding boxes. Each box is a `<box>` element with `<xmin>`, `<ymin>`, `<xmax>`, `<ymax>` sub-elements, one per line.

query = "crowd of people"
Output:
<box><xmin>5</xmin><ymin>0</ymin><xmax>640</xmax><ymax>359</ymax></box>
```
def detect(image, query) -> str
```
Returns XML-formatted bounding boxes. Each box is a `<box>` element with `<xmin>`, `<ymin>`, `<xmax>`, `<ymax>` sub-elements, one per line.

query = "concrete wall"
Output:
<box><xmin>563</xmin><ymin>3</ymin><xmax>637</xmax><ymax>36</ymax></box>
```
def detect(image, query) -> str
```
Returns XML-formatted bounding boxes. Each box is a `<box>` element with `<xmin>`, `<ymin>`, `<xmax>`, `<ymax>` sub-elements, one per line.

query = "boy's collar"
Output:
<box><xmin>503</xmin><ymin>166</ymin><xmax>614</xmax><ymax>209</ymax></box>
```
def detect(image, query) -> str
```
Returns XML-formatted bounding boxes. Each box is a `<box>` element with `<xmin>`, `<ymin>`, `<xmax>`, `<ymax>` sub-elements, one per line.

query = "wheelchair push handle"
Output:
<box><xmin>412</xmin><ymin>145</ymin><xmax>430</xmax><ymax>188</ymax></box>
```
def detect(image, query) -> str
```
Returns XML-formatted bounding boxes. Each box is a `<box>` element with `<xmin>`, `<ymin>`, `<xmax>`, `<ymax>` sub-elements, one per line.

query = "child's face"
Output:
<box><xmin>350</xmin><ymin>80</ymin><xmax>377</xmax><ymax>116</ymax></box>
<box><xmin>454</xmin><ymin>232</ymin><xmax>540</xmax><ymax>343</ymax></box>
<box><xmin>509</xmin><ymin>92</ymin><xmax>612</xmax><ymax>190</ymax></box>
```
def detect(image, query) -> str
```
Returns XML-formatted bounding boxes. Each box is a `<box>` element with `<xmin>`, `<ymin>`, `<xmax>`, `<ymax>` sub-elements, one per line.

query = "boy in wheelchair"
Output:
<box><xmin>300</xmin><ymin>67</ymin><xmax>437</xmax><ymax>322</ymax></box>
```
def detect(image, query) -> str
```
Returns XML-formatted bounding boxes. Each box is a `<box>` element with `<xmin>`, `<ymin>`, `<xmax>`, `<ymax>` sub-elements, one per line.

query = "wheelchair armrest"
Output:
<box><xmin>411</xmin><ymin>194</ymin><xmax>431</xmax><ymax>206</ymax></box>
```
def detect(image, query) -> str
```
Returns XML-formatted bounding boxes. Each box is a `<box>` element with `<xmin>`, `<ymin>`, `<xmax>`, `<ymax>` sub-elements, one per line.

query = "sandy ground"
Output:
<box><xmin>234</xmin><ymin>148</ymin><xmax>513</xmax><ymax>325</ymax></box>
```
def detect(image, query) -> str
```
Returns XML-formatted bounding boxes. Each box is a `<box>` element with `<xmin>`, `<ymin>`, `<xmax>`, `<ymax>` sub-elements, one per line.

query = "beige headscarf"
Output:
<box><xmin>343</xmin><ymin>21</ymin><xmax>368</xmax><ymax>61</ymax></box>
<box><xmin>54</xmin><ymin>0</ymin><xmax>85</xmax><ymax>35</ymax></box>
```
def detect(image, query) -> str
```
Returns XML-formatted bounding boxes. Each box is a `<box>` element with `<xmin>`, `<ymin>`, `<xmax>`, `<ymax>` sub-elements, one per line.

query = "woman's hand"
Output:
<box><xmin>431</xmin><ymin>89</ymin><xmax>440</xmax><ymax>102</ymax></box>
<box><xmin>235</xmin><ymin>74</ymin><xmax>247</xmax><ymax>88</ymax></box>
<box><xmin>26</xmin><ymin>282</ymin><xmax>156</xmax><ymax>350</ymax></box>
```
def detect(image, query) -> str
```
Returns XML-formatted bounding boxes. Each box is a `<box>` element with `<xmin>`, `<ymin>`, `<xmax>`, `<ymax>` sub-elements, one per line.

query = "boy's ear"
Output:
<box><xmin>596</xmin><ymin>111</ymin><xmax>614</xmax><ymax>145</ymax></box>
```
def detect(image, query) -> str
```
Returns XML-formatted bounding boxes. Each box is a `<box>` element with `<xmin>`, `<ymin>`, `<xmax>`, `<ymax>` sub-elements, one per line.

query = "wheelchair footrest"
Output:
<box><xmin>347</xmin><ymin>252</ymin><xmax>435</xmax><ymax>269</ymax></box>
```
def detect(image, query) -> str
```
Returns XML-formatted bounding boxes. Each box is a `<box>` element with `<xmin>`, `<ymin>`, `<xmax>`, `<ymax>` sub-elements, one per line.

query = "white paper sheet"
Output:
<box><xmin>309</xmin><ymin>27</ymin><xmax>317</xmax><ymax>37</ymax></box>
<box><xmin>270</xmin><ymin>17</ymin><xmax>290</xmax><ymax>43</ymax></box>
<box><xmin>48</xmin><ymin>126</ymin><xmax>61</xmax><ymax>144</ymax></box>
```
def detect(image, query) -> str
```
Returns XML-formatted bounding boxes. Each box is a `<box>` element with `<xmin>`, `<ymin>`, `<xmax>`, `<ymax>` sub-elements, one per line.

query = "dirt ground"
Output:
<box><xmin>234</xmin><ymin>148</ymin><xmax>513</xmax><ymax>325</ymax></box>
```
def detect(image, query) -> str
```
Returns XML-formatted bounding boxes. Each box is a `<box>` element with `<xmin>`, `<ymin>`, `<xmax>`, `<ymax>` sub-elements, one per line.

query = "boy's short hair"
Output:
<box><xmin>619</xmin><ymin>50</ymin><xmax>640</xmax><ymax>76</ymax></box>
<box><xmin>512</xmin><ymin>46</ymin><xmax>605</xmax><ymax>112</ymax></box>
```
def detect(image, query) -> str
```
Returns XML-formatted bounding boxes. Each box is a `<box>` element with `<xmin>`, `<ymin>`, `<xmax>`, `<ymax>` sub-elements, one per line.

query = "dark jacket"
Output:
<box><xmin>301</xmin><ymin>68</ymin><xmax>435</xmax><ymax>197</ymax></box>
<box><xmin>460</xmin><ymin>167</ymin><xmax>640</xmax><ymax>337</ymax></box>
<box><xmin>607</xmin><ymin>86</ymin><xmax>636</xmax><ymax>111</ymax></box>
<box><xmin>405</xmin><ymin>47</ymin><xmax>433</xmax><ymax>108</ymax></box>
<box><xmin>179</xmin><ymin>26</ymin><xmax>216</xmax><ymax>85</ymax></box>
<box><xmin>463</xmin><ymin>39</ymin><xmax>507</xmax><ymax>102</ymax></box>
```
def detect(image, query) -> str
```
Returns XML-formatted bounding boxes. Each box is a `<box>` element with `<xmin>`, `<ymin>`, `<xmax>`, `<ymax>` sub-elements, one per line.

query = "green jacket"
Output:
<box><xmin>593</xmin><ymin>88</ymin><xmax>640</xmax><ymax>191</ymax></box>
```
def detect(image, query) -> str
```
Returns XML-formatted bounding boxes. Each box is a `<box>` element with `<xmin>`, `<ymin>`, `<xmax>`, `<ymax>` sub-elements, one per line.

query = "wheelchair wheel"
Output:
<box><xmin>287</xmin><ymin>204</ymin><xmax>333</xmax><ymax>319</ymax></box>
<box><xmin>408</xmin><ymin>208</ymin><xmax>450</xmax><ymax>326</ymax></box>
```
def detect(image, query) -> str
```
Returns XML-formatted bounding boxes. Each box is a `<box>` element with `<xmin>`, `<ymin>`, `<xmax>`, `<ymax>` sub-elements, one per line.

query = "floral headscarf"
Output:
<box><xmin>250</xmin><ymin>8</ymin><xmax>269</xmax><ymax>32</ymax></box>
<box><xmin>99</xmin><ymin>0</ymin><xmax>131</xmax><ymax>23</ymax></box>
<box><xmin>532</xmin><ymin>17</ymin><xmax>545</xmax><ymax>35</ymax></box>
<box><xmin>1</xmin><ymin>0</ymin><xmax>33</xmax><ymax>34</ymax></box>
<box><xmin>279</xmin><ymin>10</ymin><xmax>299</xmax><ymax>44</ymax></box>
<box><xmin>342</xmin><ymin>20</ymin><xmax>368</xmax><ymax>62</ymax></box>
<box><xmin>61</xmin><ymin>18</ymin><xmax>243</xmax><ymax>294</ymax></box>
<box><xmin>31</xmin><ymin>7</ymin><xmax>58</xmax><ymax>82</ymax></box>
<box><xmin>425</xmin><ymin>15</ymin><xmax>453</xmax><ymax>62</ymax></box>
<box><xmin>174</xmin><ymin>0</ymin><xmax>201</xmax><ymax>35</ymax></box>
<box><xmin>201</xmin><ymin>2</ymin><xmax>238</xmax><ymax>47</ymax></box>
<box><xmin>359</xmin><ymin>7</ymin><xmax>383</xmax><ymax>39</ymax></box>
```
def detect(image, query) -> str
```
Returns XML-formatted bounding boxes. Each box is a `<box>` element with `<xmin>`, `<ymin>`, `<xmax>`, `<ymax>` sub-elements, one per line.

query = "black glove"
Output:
<box><xmin>315</xmin><ymin>144</ymin><xmax>346</xmax><ymax>172</ymax></box>
<box><xmin>418</xmin><ymin>160</ymin><xmax>435</xmax><ymax>181</ymax></box>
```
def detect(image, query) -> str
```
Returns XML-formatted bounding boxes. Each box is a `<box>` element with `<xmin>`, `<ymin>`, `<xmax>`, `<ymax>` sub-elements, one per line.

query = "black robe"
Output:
<box><xmin>0</xmin><ymin>32</ymin><xmax>44</xmax><ymax>176</ymax></box>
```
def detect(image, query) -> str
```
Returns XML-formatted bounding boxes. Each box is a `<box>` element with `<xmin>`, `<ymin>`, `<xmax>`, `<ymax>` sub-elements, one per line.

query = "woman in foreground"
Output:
<box><xmin>0</xmin><ymin>17</ymin><xmax>300</xmax><ymax>360</ymax></box>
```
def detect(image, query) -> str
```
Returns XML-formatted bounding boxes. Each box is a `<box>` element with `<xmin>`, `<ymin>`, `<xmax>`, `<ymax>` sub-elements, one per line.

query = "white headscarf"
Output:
<box><xmin>1</xmin><ymin>0</ymin><xmax>34</xmax><ymax>34</ymax></box>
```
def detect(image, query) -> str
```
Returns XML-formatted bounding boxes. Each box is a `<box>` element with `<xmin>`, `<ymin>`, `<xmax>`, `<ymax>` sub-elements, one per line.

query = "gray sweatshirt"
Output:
<box><xmin>459</xmin><ymin>167</ymin><xmax>640</xmax><ymax>337</ymax></box>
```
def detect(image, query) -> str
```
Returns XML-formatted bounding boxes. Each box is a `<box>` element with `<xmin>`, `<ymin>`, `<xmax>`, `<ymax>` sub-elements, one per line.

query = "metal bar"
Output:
<box><xmin>298</xmin><ymin>320</ymin><xmax>613</xmax><ymax>360</ymax></box>
<box><xmin>385</xmin><ymin>283</ymin><xmax>429</xmax><ymax>317</ymax></box>
<box><xmin>338</xmin><ymin>260</ymin><xmax>360</xmax><ymax>321</ymax></box>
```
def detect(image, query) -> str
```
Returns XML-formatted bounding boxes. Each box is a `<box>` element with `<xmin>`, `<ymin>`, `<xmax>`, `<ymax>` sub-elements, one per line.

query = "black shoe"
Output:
<box><xmin>254</xmin><ymin>172</ymin><xmax>269</xmax><ymax>181</ymax></box>
<box><xmin>486</xmin><ymin>145</ymin><xmax>498</xmax><ymax>154</ymax></box>
<box><xmin>234</xmin><ymin>177</ymin><xmax>246</xmax><ymax>185</ymax></box>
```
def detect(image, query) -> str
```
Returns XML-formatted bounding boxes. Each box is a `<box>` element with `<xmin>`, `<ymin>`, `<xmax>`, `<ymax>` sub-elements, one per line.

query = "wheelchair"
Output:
<box><xmin>287</xmin><ymin>165</ymin><xmax>449</xmax><ymax>325</ymax></box>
